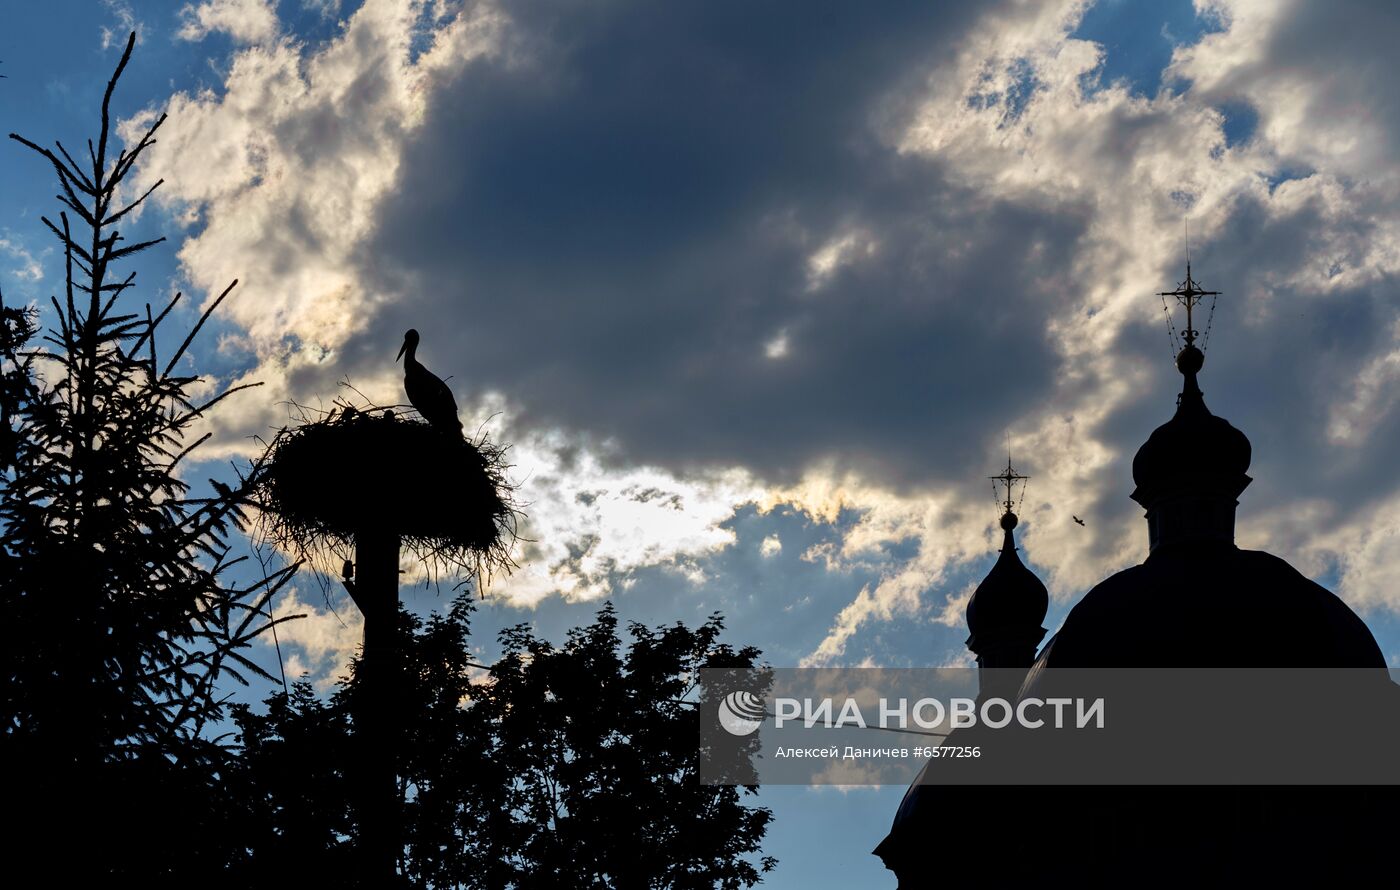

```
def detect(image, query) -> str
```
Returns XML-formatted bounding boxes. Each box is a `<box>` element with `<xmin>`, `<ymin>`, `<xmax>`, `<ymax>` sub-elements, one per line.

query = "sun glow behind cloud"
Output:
<box><xmin>109</xmin><ymin>0</ymin><xmax>1400</xmax><ymax>677</ymax></box>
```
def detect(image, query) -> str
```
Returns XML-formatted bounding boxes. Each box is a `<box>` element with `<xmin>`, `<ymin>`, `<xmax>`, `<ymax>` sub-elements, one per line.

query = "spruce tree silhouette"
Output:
<box><xmin>225</xmin><ymin>596</ymin><xmax>777</xmax><ymax>888</ymax></box>
<box><xmin>0</xmin><ymin>33</ymin><xmax>296</xmax><ymax>882</ymax></box>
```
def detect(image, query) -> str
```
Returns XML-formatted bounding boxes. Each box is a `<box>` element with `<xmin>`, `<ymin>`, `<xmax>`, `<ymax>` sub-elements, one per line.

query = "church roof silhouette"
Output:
<box><xmin>1037</xmin><ymin>267</ymin><xmax>1384</xmax><ymax>671</ymax></box>
<box><xmin>1039</xmin><ymin>334</ymin><xmax>1383</xmax><ymax>670</ymax></box>
<box><xmin>874</xmin><ymin>265</ymin><xmax>1398</xmax><ymax>886</ymax></box>
<box><xmin>1130</xmin><ymin>344</ymin><xmax>1251</xmax><ymax>509</ymax></box>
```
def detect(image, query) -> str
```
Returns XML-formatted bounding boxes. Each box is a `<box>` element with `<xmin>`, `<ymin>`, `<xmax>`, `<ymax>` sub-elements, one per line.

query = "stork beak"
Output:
<box><xmin>396</xmin><ymin>341</ymin><xmax>406</xmax><ymax>362</ymax></box>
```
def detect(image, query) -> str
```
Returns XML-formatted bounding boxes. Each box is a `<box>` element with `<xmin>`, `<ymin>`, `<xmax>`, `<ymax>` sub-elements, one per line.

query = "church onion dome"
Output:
<box><xmin>1130</xmin><ymin>343</ymin><xmax>1252</xmax><ymax>509</ymax></box>
<box><xmin>965</xmin><ymin>509</ymin><xmax>1049</xmax><ymax>653</ymax></box>
<box><xmin>1030</xmin><ymin>262</ymin><xmax>1386</xmax><ymax>670</ymax></box>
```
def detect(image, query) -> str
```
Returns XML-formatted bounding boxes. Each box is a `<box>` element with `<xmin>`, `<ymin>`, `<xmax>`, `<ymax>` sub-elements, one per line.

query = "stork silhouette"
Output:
<box><xmin>397</xmin><ymin>328</ymin><xmax>463</xmax><ymax>434</ymax></box>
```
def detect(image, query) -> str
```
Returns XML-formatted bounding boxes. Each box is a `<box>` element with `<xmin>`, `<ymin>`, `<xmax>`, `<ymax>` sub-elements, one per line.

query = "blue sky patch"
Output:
<box><xmin>1218</xmin><ymin>100</ymin><xmax>1259</xmax><ymax>147</ymax></box>
<box><xmin>1073</xmin><ymin>0</ymin><xmax>1225</xmax><ymax>97</ymax></box>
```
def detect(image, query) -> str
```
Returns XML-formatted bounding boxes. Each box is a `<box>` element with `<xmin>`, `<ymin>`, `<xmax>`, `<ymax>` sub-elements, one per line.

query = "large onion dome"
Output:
<box><xmin>1130</xmin><ymin>344</ymin><xmax>1251</xmax><ymax>510</ymax></box>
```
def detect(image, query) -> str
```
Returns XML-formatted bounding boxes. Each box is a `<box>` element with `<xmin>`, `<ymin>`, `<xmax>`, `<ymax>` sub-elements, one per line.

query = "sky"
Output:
<box><xmin>4</xmin><ymin>0</ymin><xmax>1400</xmax><ymax>885</ymax></box>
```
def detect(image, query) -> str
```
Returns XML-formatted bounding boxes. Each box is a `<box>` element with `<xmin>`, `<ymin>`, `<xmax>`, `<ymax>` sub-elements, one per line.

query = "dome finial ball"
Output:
<box><xmin>1177</xmin><ymin>344</ymin><xmax>1204</xmax><ymax>376</ymax></box>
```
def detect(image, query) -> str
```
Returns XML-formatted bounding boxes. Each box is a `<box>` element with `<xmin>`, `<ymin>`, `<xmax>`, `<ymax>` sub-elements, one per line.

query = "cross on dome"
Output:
<box><xmin>1159</xmin><ymin>261</ymin><xmax>1221</xmax><ymax>354</ymax></box>
<box><xmin>989</xmin><ymin>453</ymin><xmax>1029</xmax><ymax>521</ymax></box>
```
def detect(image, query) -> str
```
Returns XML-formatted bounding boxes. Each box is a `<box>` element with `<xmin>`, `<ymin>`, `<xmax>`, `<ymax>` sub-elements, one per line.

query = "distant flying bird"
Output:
<box><xmin>396</xmin><ymin>328</ymin><xmax>463</xmax><ymax>434</ymax></box>
<box><xmin>1073</xmin><ymin>515</ymin><xmax>1086</xmax><ymax>527</ymax></box>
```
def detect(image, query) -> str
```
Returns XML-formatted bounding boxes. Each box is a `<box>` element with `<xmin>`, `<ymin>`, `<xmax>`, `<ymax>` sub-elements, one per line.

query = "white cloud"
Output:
<box><xmin>121</xmin><ymin>0</ymin><xmax>507</xmax><ymax>458</ymax></box>
<box><xmin>763</xmin><ymin>330</ymin><xmax>790</xmax><ymax>360</ymax></box>
<box><xmin>494</xmin><ymin>417</ymin><xmax>763</xmax><ymax>607</ymax></box>
<box><xmin>806</xmin><ymin>230</ymin><xmax>877</xmax><ymax>292</ymax></box>
<box><xmin>1327</xmin><ymin>318</ymin><xmax>1400</xmax><ymax>445</ymax></box>
<box><xmin>177</xmin><ymin>0</ymin><xmax>281</xmax><ymax>45</ymax></box>
<box><xmin>303</xmin><ymin>0</ymin><xmax>343</xmax><ymax>19</ymax></box>
<box><xmin>269</xmin><ymin>586</ymin><xmax>363</xmax><ymax>685</ymax></box>
<box><xmin>126</xmin><ymin>0</ymin><xmax>506</xmax><ymax>358</ymax></box>
<box><xmin>101</xmin><ymin>0</ymin><xmax>144</xmax><ymax>50</ymax></box>
<box><xmin>793</xmin><ymin>486</ymin><xmax>984</xmax><ymax>667</ymax></box>
<box><xmin>0</xmin><ymin>236</ymin><xmax>44</xmax><ymax>282</ymax></box>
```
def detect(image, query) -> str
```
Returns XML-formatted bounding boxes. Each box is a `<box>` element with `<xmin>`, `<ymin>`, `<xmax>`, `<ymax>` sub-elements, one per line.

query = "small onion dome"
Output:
<box><xmin>1131</xmin><ymin>345</ymin><xmax>1251</xmax><ymax>509</ymax></box>
<box><xmin>965</xmin><ymin>510</ymin><xmax>1049</xmax><ymax>654</ymax></box>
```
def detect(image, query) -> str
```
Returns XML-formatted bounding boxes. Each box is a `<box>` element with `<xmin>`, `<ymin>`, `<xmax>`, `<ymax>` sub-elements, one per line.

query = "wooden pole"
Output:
<box><xmin>355</xmin><ymin>527</ymin><xmax>401</xmax><ymax>885</ymax></box>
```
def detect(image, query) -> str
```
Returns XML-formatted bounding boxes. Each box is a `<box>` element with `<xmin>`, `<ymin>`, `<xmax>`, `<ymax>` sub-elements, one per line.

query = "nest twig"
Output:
<box><xmin>252</xmin><ymin>398</ymin><xmax>521</xmax><ymax>583</ymax></box>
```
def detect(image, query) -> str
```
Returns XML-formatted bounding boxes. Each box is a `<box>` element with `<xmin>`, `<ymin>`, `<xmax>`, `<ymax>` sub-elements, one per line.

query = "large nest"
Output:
<box><xmin>254</xmin><ymin>406</ymin><xmax>519</xmax><ymax>579</ymax></box>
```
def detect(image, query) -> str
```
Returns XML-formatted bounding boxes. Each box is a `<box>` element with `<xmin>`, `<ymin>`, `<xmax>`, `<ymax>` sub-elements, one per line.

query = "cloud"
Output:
<box><xmin>483</xmin><ymin>406</ymin><xmax>764</xmax><ymax>607</ymax></box>
<box><xmin>269</xmin><ymin>586</ymin><xmax>364</xmax><ymax>684</ymax></box>
<box><xmin>177</xmin><ymin>0</ymin><xmax>281</xmax><ymax>45</ymax></box>
<box><xmin>1172</xmin><ymin>0</ymin><xmax>1400</xmax><ymax>185</ymax></box>
<box><xmin>125</xmin><ymin>0</ymin><xmax>1400</xmax><ymax>665</ymax></box>
<box><xmin>765</xmin><ymin>0</ymin><xmax>1400</xmax><ymax>650</ymax></box>
<box><xmin>0</xmin><ymin>235</ymin><xmax>44</xmax><ymax>283</ymax></box>
<box><xmin>303</xmin><ymin>1</ymin><xmax>344</xmax><ymax>20</ymax></box>
<box><xmin>361</xmin><ymin>0</ymin><xmax>1078</xmax><ymax>488</ymax></box>
<box><xmin>101</xmin><ymin>0</ymin><xmax>144</xmax><ymax>49</ymax></box>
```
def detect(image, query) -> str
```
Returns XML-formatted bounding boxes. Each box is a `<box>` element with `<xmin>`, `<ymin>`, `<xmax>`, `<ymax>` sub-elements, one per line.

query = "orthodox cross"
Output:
<box><xmin>1159</xmin><ymin>261</ymin><xmax>1220</xmax><ymax>349</ymax></box>
<box><xmin>989</xmin><ymin>454</ymin><xmax>1029</xmax><ymax>516</ymax></box>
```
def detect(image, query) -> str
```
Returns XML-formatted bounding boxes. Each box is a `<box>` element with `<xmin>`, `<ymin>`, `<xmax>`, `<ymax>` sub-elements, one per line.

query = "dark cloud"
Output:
<box><xmin>148</xmin><ymin>0</ymin><xmax>1400</xmax><ymax>619</ymax></box>
<box><xmin>350</xmin><ymin>0</ymin><xmax>1088</xmax><ymax>487</ymax></box>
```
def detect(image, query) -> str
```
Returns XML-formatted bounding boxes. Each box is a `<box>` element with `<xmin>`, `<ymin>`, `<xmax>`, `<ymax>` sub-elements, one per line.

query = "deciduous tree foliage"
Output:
<box><xmin>0</xmin><ymin>33</ymin><xmax>293</xmax><ymax>882</ymax></box>
<box><xmin>228</xmin><ymin>598</ymin><xmax>776</xmax><ymax>889</ymax></box>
